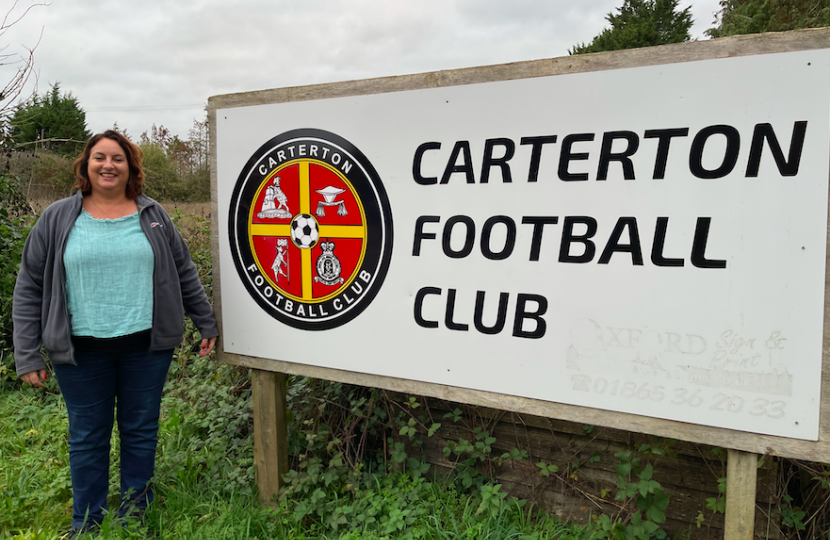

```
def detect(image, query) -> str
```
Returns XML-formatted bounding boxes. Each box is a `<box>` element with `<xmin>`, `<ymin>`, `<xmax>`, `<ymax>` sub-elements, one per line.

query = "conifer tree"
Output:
<box><xmin>571</xmin><ymin>0</ymin><xmax>693</xmax><ymax>54</ymax></box>
<box><xmin>707</xmin><ymin>0</ymin><xmax>830</xmax><ymax>38</ymax></box>
<box><xmin>9</xmin><ymin>83</ymin><xmax>91</xmax><ymax>156</ymax></box>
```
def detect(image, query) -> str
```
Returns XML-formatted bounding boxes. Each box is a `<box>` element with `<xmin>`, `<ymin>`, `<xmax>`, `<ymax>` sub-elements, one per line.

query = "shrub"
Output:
<box><xmin>0</xmin><ymin>174</ymin><xmax>35</xmax><ymax>385</ymax></box>
<box><xmin>140</xmin><ymin>141</ymin><xmax>187</xmax><ymax>201</ymax></box>
<box><xmin>2</xmin><ymin>151</ymin><xmax>76</xmax><ymax>201</ymax></box>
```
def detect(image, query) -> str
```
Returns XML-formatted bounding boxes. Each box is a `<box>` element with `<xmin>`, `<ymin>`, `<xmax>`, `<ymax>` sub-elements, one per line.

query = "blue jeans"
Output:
<box><xmin>53</xmin><ymin>347</ymin><xmax>174</xmax><ymax>528</ymax></box>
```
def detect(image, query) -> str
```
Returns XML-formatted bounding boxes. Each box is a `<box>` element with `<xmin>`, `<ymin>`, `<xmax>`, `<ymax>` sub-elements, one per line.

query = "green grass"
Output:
<box><xmin>0</xmin><ymin>386</ymin><xmax>73</xmax><ymax>537</ymax></box>
<box><xmin>0</xmin><ymin>361</ymin><xmax>582</xmax><ymax>540</ymax></box>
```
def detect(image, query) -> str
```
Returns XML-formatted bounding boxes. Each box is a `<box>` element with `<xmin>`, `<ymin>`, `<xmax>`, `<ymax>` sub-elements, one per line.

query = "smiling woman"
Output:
<box><xmin>85</xmin><ymin>139</ymin><xmax>132</xmax><ymax>201</ymax></box>
<box><xmin>78</xmin><ymin>135</ymin><xmax>142</xmax><ymax>218</ymax></box>
<box><xmin>12</xmin><ymin>130</ymin><xmax>219</xmax><ymax>538</ymax></box>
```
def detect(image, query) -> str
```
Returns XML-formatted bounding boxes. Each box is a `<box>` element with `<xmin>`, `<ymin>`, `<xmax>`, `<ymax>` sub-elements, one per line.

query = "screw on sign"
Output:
<box><xmin>228</xmin><ymin>129</ymin><xmax>393</xmax><ymax>330</ymax></box>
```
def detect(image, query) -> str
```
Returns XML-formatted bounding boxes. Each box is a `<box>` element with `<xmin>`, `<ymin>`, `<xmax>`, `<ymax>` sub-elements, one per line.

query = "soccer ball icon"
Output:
<box><xmin>290</xmin><ymin>214</ymin><xmax>319</xmax><ymax>249</ymax></box>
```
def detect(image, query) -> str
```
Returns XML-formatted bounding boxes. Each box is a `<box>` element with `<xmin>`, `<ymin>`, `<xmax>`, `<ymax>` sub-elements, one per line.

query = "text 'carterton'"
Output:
<box><xmin>413</xmin><ymin>122</ymin><xmax>806</xmax><ymax>183</ymax></box>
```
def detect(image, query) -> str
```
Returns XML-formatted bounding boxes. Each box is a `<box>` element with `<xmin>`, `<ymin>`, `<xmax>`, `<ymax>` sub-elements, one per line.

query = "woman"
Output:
<box><xmin>13</xmin><ymin>130</ymin><xmax>218</xmax><ymax>535</ymax></box>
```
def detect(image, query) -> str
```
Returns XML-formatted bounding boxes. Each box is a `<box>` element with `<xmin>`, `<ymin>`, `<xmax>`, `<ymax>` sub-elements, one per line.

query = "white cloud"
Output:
<box><xmin>2</xmin><ymin>0</ymin><xmax>721</xmax><ymax>139</ymax></box>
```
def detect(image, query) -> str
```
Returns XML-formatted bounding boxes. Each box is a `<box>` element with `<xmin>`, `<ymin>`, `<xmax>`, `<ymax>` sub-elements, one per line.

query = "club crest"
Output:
<box><xmin>228</xmin><ymin>129</ymin><xmax>394</xmax><ymax>330</ymax></box>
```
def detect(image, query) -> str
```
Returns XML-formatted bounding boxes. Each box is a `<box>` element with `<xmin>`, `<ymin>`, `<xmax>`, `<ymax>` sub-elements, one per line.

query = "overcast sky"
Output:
<box><xmin>4</xmin><ymin>0</ymin><xmax>722</xmax><ymax>140</ymax></box>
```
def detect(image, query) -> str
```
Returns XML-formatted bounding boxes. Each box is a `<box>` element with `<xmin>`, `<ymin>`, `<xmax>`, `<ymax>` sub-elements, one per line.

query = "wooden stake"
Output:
<box><xmin>252</xmin><ymin>369</ymin><xmax>288</xmax><ymax>506</ymax></box>
<box><xmin>724</xmin><ymin>449</ymin><xmax>758</xmax><ymax>540</ymax></box>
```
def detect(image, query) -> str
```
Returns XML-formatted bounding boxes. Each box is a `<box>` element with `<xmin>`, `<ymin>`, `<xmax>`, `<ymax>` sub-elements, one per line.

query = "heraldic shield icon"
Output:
<box><xmin>228</xmin><ymin>129</ymin><xmax>394</xmax><ymax>330</ymax></box>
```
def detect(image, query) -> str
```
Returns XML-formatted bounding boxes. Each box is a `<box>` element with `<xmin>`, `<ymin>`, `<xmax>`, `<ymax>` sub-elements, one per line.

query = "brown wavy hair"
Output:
<box><xmin>73</xmin><ymin>130</ymin><xmax>145</xmax><ymax>199</ymax></box>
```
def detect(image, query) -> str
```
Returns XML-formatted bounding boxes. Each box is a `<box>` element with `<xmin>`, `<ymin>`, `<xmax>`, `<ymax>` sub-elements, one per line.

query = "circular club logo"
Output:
<box><xmin>228</xmin><ymin>129</ymin><xmax>393</xmax><ymax>330</ymax></box>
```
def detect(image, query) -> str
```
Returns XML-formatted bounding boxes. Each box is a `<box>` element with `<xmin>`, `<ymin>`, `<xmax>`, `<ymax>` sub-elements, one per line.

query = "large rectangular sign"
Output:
<box><xmin>215</xmin><ymin>49</ymin><xmax>830</xmax><ymax>441</ymax></box>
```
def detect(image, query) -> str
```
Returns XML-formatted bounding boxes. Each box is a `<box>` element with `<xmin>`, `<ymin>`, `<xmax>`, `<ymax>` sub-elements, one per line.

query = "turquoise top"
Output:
<box><xmin>64</xmin><ymin>210</ymin><xmax>154</xmax><ymax>338</ymax></box>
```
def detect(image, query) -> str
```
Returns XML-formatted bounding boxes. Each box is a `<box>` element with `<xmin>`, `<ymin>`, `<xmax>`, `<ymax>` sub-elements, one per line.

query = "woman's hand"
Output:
<box><xmin>199</xmin><ymin>337</ymin><xmax>217</xmax><ymax>357</ymax></box>
<box><xmin>20</xmin><ymin>369</ymin><xmax>48</xmax><ymax>388</ymax></box>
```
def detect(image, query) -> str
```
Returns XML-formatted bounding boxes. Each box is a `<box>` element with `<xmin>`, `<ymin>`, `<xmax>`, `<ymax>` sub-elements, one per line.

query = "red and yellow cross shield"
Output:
<box><xmin>229</xmin><ymin>129</ymin><xmax>393</xmax><ymax>330</ymax></box>
<box><xmin>248</xmin><ymin>160</ymin><xmax>366</xmax><ymax>301</ymax></box>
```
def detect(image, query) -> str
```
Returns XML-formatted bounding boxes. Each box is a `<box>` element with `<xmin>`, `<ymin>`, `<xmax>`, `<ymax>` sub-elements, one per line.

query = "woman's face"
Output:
<box><xmin>87</xmin><ymin>138</ymin><xmax>130</xmax><ymax>197</ymax></box>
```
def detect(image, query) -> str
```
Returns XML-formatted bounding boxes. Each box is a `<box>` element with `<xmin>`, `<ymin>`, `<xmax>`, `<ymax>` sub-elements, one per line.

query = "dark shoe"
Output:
<box><xmin>65</xmin><ymin>524</ymin><xmax>98</xmax><ymax>539</ymax></box>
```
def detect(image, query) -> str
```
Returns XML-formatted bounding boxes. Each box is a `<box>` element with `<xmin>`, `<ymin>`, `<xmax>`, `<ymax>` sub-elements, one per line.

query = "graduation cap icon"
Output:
<box><xmin>315</xmin><ymin>186</ymin><xmax>348</xmax><ymax>216</ymax></box>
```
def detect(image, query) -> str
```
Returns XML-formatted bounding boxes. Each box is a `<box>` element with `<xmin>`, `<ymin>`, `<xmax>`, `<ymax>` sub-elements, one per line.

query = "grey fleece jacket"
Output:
<box><xmin>13</xmin><ymin>192</ymin><xmax>219</xmax><ymax>376</ymax></box>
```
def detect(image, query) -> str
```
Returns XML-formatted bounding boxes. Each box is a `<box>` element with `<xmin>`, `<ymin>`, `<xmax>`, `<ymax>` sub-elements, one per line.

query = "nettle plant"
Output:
<box><xmin>581</xmin><ymin>444</ymin><xmax>672</xmax><ymax>540</ymax></box>
<box><xmin>279</xmin><ymin>380</ymin><xmax>429</xmax><ymax>533</ymax></box>
<box><xmin>279</xmin><ymin>381</ymin><xmax>674</xmax><ymax>538</ymax></box>
<box><xmin>275</xmin><ymin>377</ymin><xmax>687</xmax><ymax>539</ymax></box>
<box><xmin>278</xmin><ymin>382</ymin><xmax>554</xmax><ymax>535</ymax></box>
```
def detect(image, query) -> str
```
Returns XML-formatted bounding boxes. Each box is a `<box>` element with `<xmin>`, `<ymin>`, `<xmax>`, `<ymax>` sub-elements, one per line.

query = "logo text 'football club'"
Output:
<box><xmin>228</xmin><ymin>129</ymin><xmax>393</xmax><ymax>330</ymax></box>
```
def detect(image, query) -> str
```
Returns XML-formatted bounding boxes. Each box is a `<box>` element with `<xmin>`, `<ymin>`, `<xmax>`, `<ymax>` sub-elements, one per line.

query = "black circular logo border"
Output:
<box><xmin>228</xmin><ymin>129</ymin><xmax>394</xmax><ymax>331</ymax></box>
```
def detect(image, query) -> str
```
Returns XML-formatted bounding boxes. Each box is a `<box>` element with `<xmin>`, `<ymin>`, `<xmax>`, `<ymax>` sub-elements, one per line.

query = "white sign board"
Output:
<box><xmin>216</xmin><ymin>50</ymin><xmax>830</xmax><ymax>441</ymax></box>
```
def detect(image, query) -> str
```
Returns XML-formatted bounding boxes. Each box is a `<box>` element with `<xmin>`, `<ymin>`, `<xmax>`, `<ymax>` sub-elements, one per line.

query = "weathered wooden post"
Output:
<box><xmin>251</xmin><ymin>370</ymin><xmax>288</xmax><ymax>505</ymax></box>
<box><xmin>724</xmin><ymin>449</ymin><xmax>759</xmax><ymax>539</ymax></box>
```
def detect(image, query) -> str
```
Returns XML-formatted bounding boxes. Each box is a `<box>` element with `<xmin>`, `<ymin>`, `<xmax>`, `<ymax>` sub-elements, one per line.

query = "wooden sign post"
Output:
<box><xmin>251</xmin><ymin>370</ymin><xmax>288</xmax><ymax>505</ymax></box>
<box><xmin>210</xmin><ymin>30</ymin><xmax>830</xmax><ymax>538</ymax></box>
<box><xmin>724</xmin><ymin>450</ymin><xmax>759</xmax><ymax>539</ymax></box>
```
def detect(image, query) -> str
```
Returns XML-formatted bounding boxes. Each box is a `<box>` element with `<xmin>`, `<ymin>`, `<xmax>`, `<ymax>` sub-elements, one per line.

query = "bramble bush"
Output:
<box><xmin>0</xmin><ymin>174</ymin><xmax>34</xmax><ymax>386</ymax></box>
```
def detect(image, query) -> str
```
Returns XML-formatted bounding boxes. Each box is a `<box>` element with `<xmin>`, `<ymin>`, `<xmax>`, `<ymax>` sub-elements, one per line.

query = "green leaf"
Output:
<box><xmin>646</xmin><ymin>506</ymin><xmax>666</xmax><ymax>523</ymax></box>
<box><xmin>643</xmin><ymin>519</ymin><xmax>661</xmax><ymax>532</ymax></box>
<box><xmin>653</xmin><ymin>491</ymin><xmax>670</xmax><ymax>510</ymax></box>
